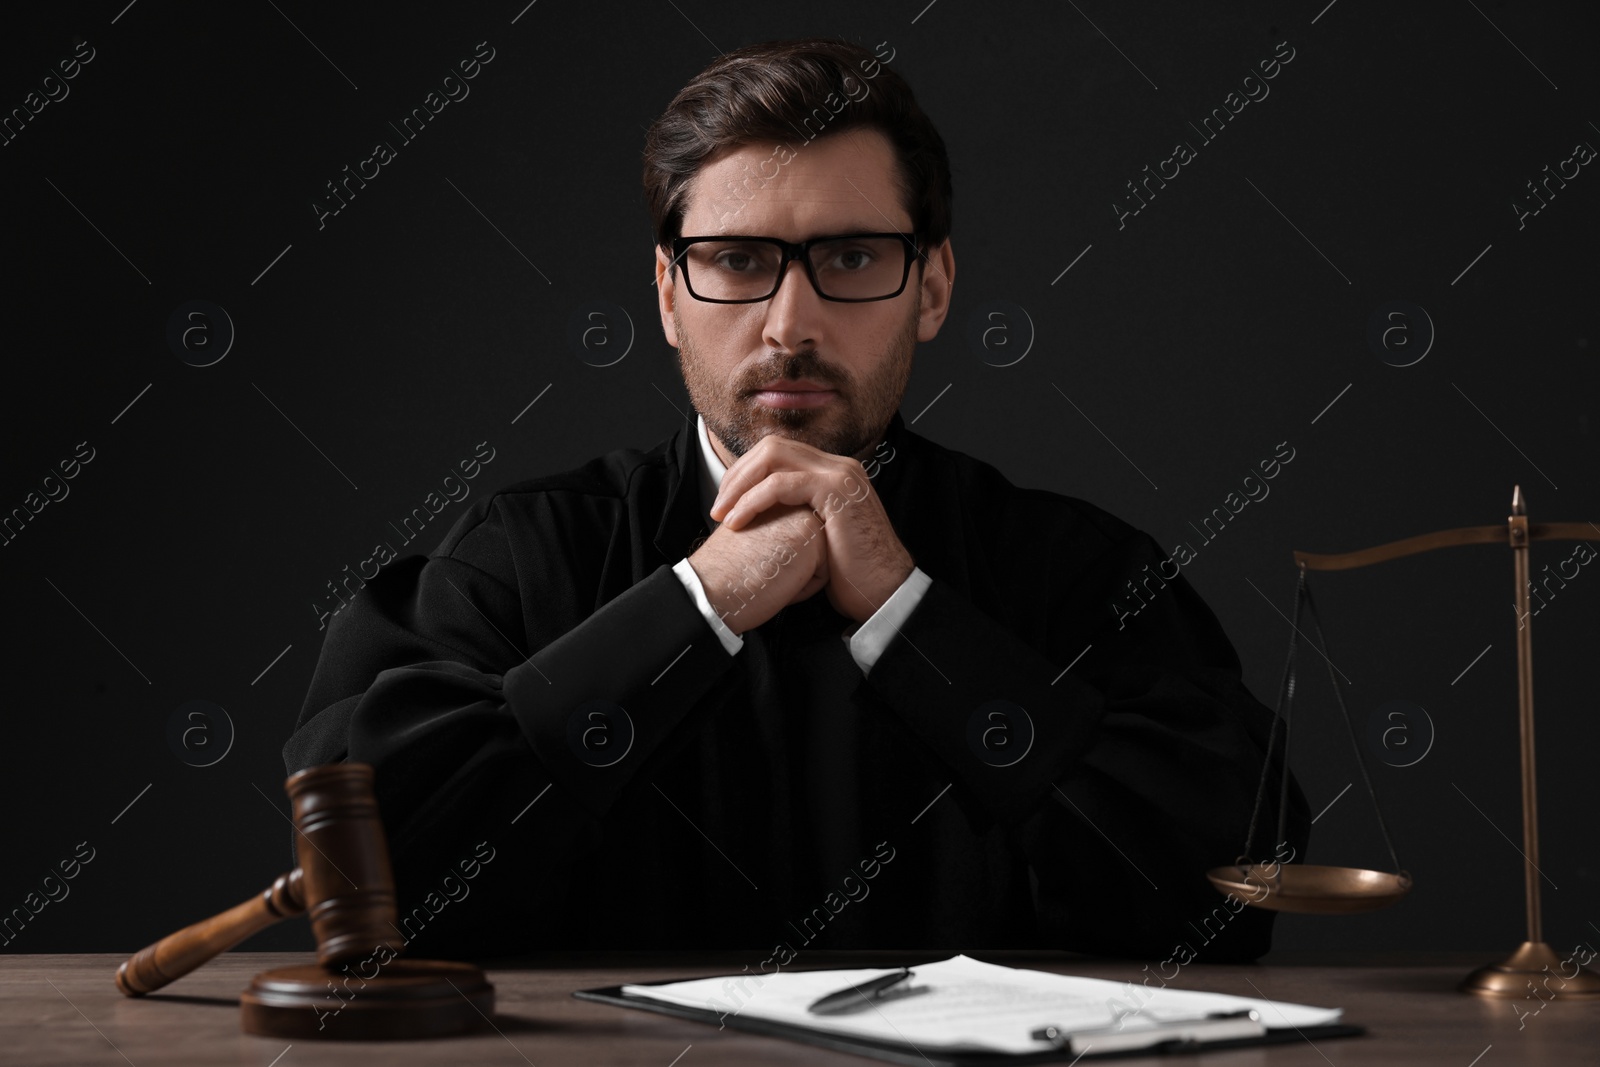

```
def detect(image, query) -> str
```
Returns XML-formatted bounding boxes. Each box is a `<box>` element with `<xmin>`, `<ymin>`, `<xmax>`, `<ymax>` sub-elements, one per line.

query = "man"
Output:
<box><xmin>286</xmin><ymin>37</ymin><xmax>1307</xmax><ymax>962</ymax></box>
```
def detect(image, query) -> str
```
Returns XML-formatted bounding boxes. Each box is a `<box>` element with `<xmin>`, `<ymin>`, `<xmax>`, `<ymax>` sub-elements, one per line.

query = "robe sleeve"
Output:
<box><xmin>861</xmin><ymin>513</ymin><xmax>1309</xmax><ymax>962</ymax></box>
<box><xmin>282</xmin><ymin>497</ymin><xmax>741</xmax><ymax>951</ymax></box>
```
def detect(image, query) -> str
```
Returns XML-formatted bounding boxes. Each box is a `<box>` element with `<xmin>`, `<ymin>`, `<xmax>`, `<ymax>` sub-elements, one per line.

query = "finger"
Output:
<box><xmin>710</xmin><ymin>462</ymin><xmax>765</xmax><ymax>523</ymax></box>
<box><xmin>738</xmin><ymin>471</ymin><xmax>875</xmax><ymax>531</ymax></box>
<box><xmin>723</xmin><ymin>471</ymin><xmax>821</xmax><ymax>529</ymax></box>
<box><xmin>712</xmin><ymin>435</ymin><xmax>826</xmax><ymax>520</ymax></box>
<box><xmin>711</xmin><ymin>436</ymin><xmax>782</xmax><ymax>521</ymax></box>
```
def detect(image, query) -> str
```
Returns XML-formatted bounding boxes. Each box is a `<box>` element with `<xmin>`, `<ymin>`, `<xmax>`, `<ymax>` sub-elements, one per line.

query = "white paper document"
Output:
<box><xmin>621</xmin><ymin>954</ymin><xmax>1342</xmax><ymax>1055</ymax></box>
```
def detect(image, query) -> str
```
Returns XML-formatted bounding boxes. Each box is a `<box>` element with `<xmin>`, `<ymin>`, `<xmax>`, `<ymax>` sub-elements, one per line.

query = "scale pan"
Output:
<box><xmin>1206</xmin><ymin>863</ymin><xmax>1412</xmax><ymax>914</ymax></box>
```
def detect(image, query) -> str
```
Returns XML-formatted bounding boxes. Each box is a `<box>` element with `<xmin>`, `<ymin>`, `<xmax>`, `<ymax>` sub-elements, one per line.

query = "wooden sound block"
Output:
<box><xmin>241</xmin><ymin>959</ymin><xmax>494</xmax><ymax>1040</ymax></box>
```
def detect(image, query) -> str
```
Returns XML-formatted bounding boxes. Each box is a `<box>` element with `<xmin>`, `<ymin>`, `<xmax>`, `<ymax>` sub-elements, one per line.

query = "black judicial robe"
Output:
<box><xmin>284</xmin><ymin>410</ymin><xmax>1308</xmax><ymax>961</ymax></box>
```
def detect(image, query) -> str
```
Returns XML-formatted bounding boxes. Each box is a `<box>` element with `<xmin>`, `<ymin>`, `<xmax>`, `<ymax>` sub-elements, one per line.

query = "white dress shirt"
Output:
<box><xmin>671</xmin><ymin>414</ymin><xmax>931</xmax><ymax>674</ymax></box>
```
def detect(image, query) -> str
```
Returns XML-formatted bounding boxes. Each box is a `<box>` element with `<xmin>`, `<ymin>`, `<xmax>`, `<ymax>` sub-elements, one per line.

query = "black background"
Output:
<box><xmin>3</xmin><ymin>0</ymin><xmax>1596</xmax><ymax>960</ymax></box>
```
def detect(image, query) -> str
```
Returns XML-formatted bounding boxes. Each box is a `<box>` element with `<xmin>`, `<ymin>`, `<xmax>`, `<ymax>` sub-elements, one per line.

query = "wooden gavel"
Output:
<box><xmin>116</xmin><ymin>763</ymin><xmax>401</xmax><ymax>996</ymax></box>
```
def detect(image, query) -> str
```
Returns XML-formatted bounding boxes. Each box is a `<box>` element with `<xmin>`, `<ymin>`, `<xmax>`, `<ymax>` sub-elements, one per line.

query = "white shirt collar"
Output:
<box><xmin>695</xmin><ymin>413</ymin><xmax>727</xmax><ymax>523</ymax></box>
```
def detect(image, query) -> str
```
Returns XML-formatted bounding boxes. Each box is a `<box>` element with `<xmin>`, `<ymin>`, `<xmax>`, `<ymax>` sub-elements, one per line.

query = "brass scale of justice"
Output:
<box><xmin>1206</xmin><ymin>486</ymin><xmax>1600</xmax><ymax>998</ymax></box>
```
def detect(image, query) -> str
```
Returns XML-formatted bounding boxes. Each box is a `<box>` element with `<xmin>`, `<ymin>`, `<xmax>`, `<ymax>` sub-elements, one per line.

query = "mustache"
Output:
<box><xmin>741</xmin><ymin>353</ymin><xmax>844</xmax><ymax>393</ymax></box>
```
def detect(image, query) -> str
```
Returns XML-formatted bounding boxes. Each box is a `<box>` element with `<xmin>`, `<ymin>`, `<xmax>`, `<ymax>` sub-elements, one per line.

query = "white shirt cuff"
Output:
<box><xmin>843</xmin><ymin>566</ymin><xmax>931</xmax><ymax>675</ymax></box>
<box><xmin>672</xmin><ymin>557</ymin><xmax>744</xmax><ymax>657</ymax></box>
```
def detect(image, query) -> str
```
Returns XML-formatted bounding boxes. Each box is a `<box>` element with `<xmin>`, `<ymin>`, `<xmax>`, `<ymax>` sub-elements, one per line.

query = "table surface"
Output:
<box><xmin>3</xmin><ymin>950</ymin><xmax>1596</xmax><ymax>1065</ymax></box>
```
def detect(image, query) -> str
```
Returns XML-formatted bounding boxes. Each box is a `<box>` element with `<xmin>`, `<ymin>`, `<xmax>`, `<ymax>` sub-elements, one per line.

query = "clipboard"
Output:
<box><xmin>574</xmin><ymin>977</ymin><xmax>1366</xmax><ymax>1065</ymax></box>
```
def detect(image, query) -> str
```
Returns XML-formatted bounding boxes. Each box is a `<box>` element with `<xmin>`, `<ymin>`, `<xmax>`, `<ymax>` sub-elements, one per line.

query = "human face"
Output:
<box><xmin>655</xmin><ymin>126</ymin><xmax>954</xmax><ymax>467</ymax></box>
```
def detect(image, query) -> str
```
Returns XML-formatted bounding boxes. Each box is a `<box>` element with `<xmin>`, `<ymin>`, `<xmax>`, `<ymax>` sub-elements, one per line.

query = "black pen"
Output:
<box><xmin>807</xmin><ymin>967</ymin><xmax>914</xmax><ymax>1015</ymax></box>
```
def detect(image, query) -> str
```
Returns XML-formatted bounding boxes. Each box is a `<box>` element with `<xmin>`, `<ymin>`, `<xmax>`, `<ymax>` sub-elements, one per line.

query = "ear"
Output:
<box><xmin>914</xmin><ymin>238</ymin><xmax>955</xmax><ymax>343</ymax></box>
<box><xmin>655</xmin><ymin>243</ymin><xmax>681</xmax><ymax>348</ymax></box>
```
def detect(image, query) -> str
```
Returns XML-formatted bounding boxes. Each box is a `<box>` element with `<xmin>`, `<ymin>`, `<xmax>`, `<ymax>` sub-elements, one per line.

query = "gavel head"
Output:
<box><xmin>287</xmin><ymin>763</ymin><xmax>402</xmax><ymax>966</ymax></box>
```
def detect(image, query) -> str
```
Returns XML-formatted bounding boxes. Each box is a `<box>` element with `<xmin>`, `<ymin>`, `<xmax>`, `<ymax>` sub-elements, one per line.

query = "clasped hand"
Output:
<box><xmin>689</xmin><ymin>434</ymin><xmax>914</xmax><ymax>634</ymax></box>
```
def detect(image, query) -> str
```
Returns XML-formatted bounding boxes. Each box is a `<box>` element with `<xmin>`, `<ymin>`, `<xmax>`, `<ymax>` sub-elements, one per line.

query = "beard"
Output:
<box><xmin>673</xmin><ymin>294</ymin><xmax>918</xmax><ymax>465</ymax></box>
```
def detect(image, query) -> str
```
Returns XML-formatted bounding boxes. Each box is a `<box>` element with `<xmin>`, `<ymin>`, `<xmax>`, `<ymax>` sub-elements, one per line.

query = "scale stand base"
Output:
<box><xmin>241</xmin><ymin>959</ymin><xmax>495</xmax><ymax>1039</ymax></box>
<box><xmin>1460</xmin><ymin>941</ymin><xmax>1600</xmax><ymax>998</ymax></box>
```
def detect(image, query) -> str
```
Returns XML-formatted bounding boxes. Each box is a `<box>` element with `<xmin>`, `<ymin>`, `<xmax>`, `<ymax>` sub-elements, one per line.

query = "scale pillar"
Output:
<box><xmin>1459</xmin><ymin>487</ymin><xmax>1600</xmax><ymax>999</ymax></box>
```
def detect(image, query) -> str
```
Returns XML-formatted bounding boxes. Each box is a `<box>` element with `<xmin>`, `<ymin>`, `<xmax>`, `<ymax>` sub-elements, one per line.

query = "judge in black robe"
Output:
<box><xmin>284</xmin><ymin>406</ymin><xmax>1308</xmax><ymax>962</ymax></box>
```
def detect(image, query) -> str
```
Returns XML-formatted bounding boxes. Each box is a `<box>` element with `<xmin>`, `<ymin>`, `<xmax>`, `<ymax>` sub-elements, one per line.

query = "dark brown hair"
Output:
<box><xmin>642</xmin><ymin>38</ymin><xmax>952</xmax><ymax>260</ymax></box>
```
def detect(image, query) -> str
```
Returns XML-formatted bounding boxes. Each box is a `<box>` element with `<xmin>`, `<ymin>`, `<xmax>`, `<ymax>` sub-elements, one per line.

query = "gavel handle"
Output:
<box><xmin>116</xmin><ymin>869</ymin><xmax>305</xmax><ymax>996</ymax></box>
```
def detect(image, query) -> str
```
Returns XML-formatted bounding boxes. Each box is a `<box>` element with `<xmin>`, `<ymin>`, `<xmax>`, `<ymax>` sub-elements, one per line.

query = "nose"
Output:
<box><xmin>761</xmin><ymin>256</ymin><xmax>823</xmax><ymax>354</ymax></box>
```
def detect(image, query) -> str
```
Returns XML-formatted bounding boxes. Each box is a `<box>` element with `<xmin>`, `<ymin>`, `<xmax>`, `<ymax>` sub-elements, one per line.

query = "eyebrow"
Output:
<box><xmin>694</xmin><ymin>226</ymin><xmax>905</xmax><ymax>239</ymax></box>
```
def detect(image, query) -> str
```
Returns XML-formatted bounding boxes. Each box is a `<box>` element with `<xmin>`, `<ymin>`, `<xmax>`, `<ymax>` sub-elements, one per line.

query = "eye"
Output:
<box><xmin>830</xmin><ymin>247</ymin><xmax>875</xmax><ymax>271</ymax></box>
<box><xmin>705</xmin><ymin>242</ymin><xmax>776</xmax><ymax>274</ymax></box>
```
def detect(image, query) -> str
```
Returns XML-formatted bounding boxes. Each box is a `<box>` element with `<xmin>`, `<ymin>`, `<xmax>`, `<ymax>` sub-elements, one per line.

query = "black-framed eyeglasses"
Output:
<box><xmin>669</xmin><ymin>231</ymin><xmax>921</xmax><ymax>303</ymax></box>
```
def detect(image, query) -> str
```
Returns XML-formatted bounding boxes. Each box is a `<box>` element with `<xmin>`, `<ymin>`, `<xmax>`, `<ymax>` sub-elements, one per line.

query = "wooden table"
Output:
<box><xmin>3</xmin><ymin>951</ymin><xmax>1595</xmax><ymax>1064</ymax></box>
